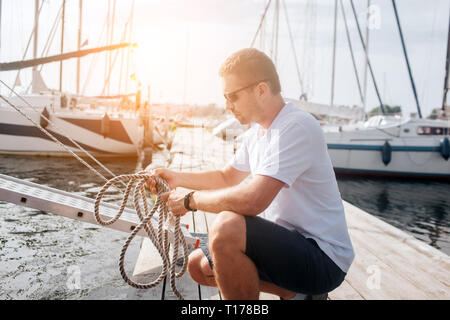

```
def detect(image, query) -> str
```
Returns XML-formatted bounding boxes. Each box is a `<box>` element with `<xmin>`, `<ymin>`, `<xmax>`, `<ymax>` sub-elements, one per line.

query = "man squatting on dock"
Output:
<box><xmin>147</xmin><ymin>48</ymin><xmax>355</xmax><ymax>300</ymax></box>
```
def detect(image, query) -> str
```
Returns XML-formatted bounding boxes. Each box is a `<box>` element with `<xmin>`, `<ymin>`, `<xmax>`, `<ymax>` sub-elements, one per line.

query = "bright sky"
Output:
<box><xmin>1</xmin><ymin>0</ymin><xmax>449</xmax><ymax>117</ymax></box>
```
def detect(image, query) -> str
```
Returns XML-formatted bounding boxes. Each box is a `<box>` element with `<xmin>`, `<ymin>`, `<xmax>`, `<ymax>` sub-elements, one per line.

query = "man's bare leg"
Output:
<box><xmin>189</xmin><ymin>211</ymin><xmax>297</xmax><ymax>300</ymax></box>
<box><xmin>208</xmin><ymin>211</ymin><xmax>259</xmax><ymax>299</ymax></box>
<box><xmin>188</xmin><ymin>248</ymin><xmax>296</xmax><ymax>299</ymax></box>
<box><xmin>187</xmin><ymin>249</ymin><xmax>217</xmax><ymax>287</ymax></box>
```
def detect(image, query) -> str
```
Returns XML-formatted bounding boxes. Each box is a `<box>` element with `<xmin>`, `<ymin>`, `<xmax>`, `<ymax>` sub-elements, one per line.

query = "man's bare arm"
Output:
<box><xmin>189</xmin><ymin>174</ymin><xmax>285</xmax><ymax>216</ymax></box>
<box><xmin>177</xmin><ymin>165</ymin><xmax>249</xmax><ymax>190</ymax></box>
<box><xmin>147</xmin><ymin>165</ymin><xmax>249</xmax><ymax>193</ymax></box>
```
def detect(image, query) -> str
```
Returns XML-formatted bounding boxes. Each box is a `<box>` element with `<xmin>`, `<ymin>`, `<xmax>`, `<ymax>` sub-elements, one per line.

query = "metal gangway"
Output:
<box><xmin>0</xmin><ymin>173</ymin><xmax>199</xmax><ymax>249</ymax></box>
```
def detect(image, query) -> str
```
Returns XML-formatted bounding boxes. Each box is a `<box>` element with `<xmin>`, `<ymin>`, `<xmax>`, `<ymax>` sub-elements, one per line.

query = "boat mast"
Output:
<box><xmin>272</xmin><ymin>0</ymin><xmax>279</xmax><ymax>67</ymax></box>
<box><xmin>59</xmin><ymin>0</ymin><xmax>66</xmax><ymax>93</ymax></box>
<box><xmin>250</xmin><ymin>0</ymin><xmax>272</xmax><ymax>48</ymax></box>
<box><xmin>339</xmin><ymin>0</ymin><xmax>364</xmax><ymax>106</ymax></box>
<box><xmin>108</xmin><ymin>0</ymin><xmax>116</xmax><ymax>96</ymax></box>
<box><xmin>33</xmin><ymin>1</ymin><xmax>39</xmax><ymax>70</ymax></box>
<box><xmin>281</xmin><ymin>0</ymin><xmax>304</xmax><ymax>96</ymax></box>
<box><xmin>391</xmin><ymin>0</ymin><xmax>422</xmax><ymax>118</ymax></box>
<box><xmin>183</xmin><ymin>31</ymin><xmax>189</xmax><ymax>106</ymax></box>
<box><xmin>362</xmin><ymin>0</ymin><xmax>371</xmax><ymax>113</ymax></box>
<box><xmin>0</xmin><ymin>43</ymin><xmax>133</xmax><ymax>71</ymax></box>
<box><xmin>442</xmin><ymin>5</ymin><xmax>450</xmax><ymax>115</ymax></box>
<box><xmin>76</xmin><ymin>0</ymin><xmax>83</xmax><ymax>95</ymax></box>
<box><xmin>349</xmin><ymin>0</ymin><xmax>385</xmax><ymax>114</ymax></box>
<box><xmin>125</xmin><ymin>0</ymin><xmax>135</xmax><ymax>95</ymax></box>
<box><xmin>330</xmin><ymin>0</ymin><xmax>337</xmax><ymax>107</ymax></box>
<box><xmin>0</xmin><ymin>0</ymin><xmax>2</xmax><ymax>49</ymax></box>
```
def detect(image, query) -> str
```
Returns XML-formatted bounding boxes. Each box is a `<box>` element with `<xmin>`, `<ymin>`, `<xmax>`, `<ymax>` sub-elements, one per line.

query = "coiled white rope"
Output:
<box><xmin>94</xmin><ymin>172</ymin><xmax>188</xmax><ymax>300</ymax></box>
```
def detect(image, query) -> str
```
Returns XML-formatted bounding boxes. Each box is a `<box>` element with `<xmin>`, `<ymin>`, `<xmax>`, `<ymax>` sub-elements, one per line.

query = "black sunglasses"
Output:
<box><xmin>223</xmin><ymin>79</ymin><xmax>270</xmax><ymax>103</ymax></box>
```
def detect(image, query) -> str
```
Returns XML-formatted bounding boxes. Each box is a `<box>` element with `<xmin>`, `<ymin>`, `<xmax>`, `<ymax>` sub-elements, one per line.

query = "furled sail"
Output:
<box><xmin>0</xmin><ymin>43</ymin><xmax>133</xmax><ymax>71</ymax></box>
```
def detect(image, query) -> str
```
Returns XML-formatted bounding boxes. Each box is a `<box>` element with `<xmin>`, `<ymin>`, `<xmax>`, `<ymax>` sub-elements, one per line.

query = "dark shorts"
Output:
<box><xmin>201</xmin><ymin>215</ymin><xmax>346</xmax><ymax>295</ymax></box>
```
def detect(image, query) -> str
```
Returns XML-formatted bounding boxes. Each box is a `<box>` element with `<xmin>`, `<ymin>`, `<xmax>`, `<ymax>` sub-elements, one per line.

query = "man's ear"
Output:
<box><xmin>257</xmin><ymin>81</ymin><xmax>270</xmax><ymax>99</ymax></box>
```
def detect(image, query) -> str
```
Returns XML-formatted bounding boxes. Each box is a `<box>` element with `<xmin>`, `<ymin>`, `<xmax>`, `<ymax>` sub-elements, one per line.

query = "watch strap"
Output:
<box><xmin>184</xmin><ymin>191</ymin><xmax>197</xmax><ymax>212</ymax></box>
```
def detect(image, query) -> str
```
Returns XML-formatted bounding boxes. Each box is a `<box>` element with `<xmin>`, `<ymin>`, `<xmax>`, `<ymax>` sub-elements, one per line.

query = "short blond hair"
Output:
<box><xmin>219</xmin><ymin>48</ymin><xmax>281</xmax><ymax>94</ymax></box>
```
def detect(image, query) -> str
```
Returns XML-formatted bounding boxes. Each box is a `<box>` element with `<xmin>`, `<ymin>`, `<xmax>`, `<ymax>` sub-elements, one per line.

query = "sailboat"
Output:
<box><xmin>321</xmin><ymin>0</ymin><xmax>450</xmax><ymax>179</ymax></box>
<box><xmin>0</xmin><ymin>1</ymin><xmax>167</xmax><ymax>157</ymax></box>
<box><xmin>239</xmin><ymin>0</ymin><xmax>450</xmax><ymax>179</ymax></box>
<box><xmin>323</xmin><ymin>115</ymin><xmax>449</xmax><ymax>179</ymax></box>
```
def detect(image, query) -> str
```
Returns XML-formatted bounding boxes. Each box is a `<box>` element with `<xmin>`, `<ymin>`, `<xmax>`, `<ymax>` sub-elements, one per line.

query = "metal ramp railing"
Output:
<box><xmin>0</xmin><ymin>173</ymin><xmax>199</xmax><ymax>249</ymax></box>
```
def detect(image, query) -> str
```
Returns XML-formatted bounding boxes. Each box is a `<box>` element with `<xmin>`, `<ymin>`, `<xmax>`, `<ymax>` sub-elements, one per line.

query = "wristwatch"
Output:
<box><xmin>184</xmin><ymin>191</ymin><xmax>197</xmax><ymax>212</ymax></box>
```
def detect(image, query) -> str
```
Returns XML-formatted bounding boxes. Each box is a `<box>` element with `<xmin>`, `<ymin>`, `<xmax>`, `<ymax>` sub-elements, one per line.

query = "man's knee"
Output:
<box><xmin>187</xmin><ymin>248</ymin><xmax>204</xmax><ymax>282</ymax></box>
<box><xmin>210</xmin><ymin>211</ymin><xmax>246</xmax><ymax>253</ymax></box>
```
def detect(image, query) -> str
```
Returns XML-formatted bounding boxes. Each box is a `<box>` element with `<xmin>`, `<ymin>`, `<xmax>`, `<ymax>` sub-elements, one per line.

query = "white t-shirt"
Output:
<box><xmin>230</xmin><ymin>102</ymin><xmax>355</xmax><ymax>273</ymax></box>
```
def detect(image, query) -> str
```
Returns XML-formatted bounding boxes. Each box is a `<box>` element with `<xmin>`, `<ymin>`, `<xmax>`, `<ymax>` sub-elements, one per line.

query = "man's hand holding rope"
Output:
<box><xmin>146</xmin><ymin>169</ymin><xmax>190</xmax><ymax>217</ymax></box>
<box><xmin>161</xmin><ymin>189</ymin><xmax>190</xmax><ymax>217</ymax></box>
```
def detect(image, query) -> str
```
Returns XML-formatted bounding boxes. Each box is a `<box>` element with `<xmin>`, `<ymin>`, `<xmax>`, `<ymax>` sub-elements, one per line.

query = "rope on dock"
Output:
<box><xmin>94</xmin><ymin>173</ymin><xmax>188</xmax><ymax>299</ymax></box>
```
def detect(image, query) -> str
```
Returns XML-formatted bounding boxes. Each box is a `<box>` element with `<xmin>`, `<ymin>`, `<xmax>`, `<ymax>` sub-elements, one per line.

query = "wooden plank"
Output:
<box><xmin>345</xmin><ymin>202</ymin><xmax>450</xmax><ymax>288</ymax></box>
<box><xmin>329</xmin><ymin>279</ymin><xmax>364</xmax><ymax>300</ymax></box>
<box><xmin>349</xmin><ymin>226</ymin><xmax>450</xmax><ymax>299</ymax></box>
<box><xmin>133</xmin><ymin>238</ymin><xmax>164</xmax><ymax>277</ymax></box>
<box><xmin>344</xmin><ymin>234</ymin><xmax>430</xmax><ymax>299</ymax></box>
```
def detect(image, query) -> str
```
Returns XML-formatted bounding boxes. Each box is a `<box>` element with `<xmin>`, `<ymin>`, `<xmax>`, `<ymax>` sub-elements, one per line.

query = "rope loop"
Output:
<box><xmin>94</xmin><ymin>172</ymin><xmax>188</xmax><ymax>299</ymax></box>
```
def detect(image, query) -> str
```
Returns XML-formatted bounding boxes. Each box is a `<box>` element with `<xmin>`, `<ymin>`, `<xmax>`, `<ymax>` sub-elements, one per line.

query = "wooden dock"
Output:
<box><xmin>130</xmin><ymin>126</ymin><xmax>450</xmax><ymax>300</ymax></box>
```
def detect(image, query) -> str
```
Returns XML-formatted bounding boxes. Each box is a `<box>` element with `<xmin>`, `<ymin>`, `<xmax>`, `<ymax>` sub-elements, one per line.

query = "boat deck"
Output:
<box><xmin>131</xmin><ymin>127</ymin><xmax>450</xmax><ymax>300</ymax></box>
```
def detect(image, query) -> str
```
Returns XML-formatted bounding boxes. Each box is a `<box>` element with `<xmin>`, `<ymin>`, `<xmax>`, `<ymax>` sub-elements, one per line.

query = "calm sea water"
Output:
<box><xmin>336</xmin><ymin>175</ymin><xmax>450</xmax><ymax>255</ymax></box>
<box><xmin>0</xmin><ymin>155</ymin><xmax>166</xmax><ymax>300</ymax></box>
<box><xmin>0</xmin><ymin>155</ymin><xmax>448</xmax><ymax>299</ymax></box>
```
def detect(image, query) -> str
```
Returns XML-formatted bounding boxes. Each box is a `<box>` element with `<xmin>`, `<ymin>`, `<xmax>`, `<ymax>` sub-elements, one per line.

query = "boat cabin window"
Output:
<box><xmin>417</xmin><ymin>126</ymin><xmax>448</xmax><ymax>135</ymax></box>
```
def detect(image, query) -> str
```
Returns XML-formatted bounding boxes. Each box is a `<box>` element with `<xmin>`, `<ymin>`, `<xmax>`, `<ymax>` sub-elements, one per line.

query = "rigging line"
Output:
<box><xmin>125</xmin><ymin>0</ymin><xmax>136</xmax><ymax>95</ymax></box>
<box><xmin>330</xmin><ymin>0</ymin><xmax>338</xmax><ymax>107</ymax></box>
<box><xmin>349</xmin><ymin>0</ymin><xmax>385</xmax><ymax>114</ymax></box>
<box><xmin>39</xmin><ymin>5</ymin><xmax>63</xmax><ymax>65</ymax></box>
<box><xmin>118</xmin><ymin>21</ymin><xmax>129</xmax><ymax>95</ymax></box>
<box><xmin>442</xmin><ymin>4</ymin><xmax>450</xmax><ymax>113</ymax></box>
<box><xmin>81</xmin><ymin>11</ymin><xmax>109</xmax><ymax>96</ymax></box>
<box><xmin>250</xmin><ymin>0</ymin><xmax>273</xmax><ymax>48</ymax></box>
<box><xmin>391</xmin><ymin>0</ymin><xmax>422</xmax><ymax>119</ymax></box>
<box><xmin>25</xmin><ymin>4</ymin><xmax>63</xmax><ymax>94</ymax></box>
<box><xmin>108</xmin><ymin>0</ymin><xmax>117</xmax><ymax>96</ymax></box>
<box><xmin>340</xmin><ymin>0</ymin><xmax>364</xmax><ymax>106</ymax></box>
<box><xmin>101</xmin><ymin>15</ymin><xmax>130</xmax><ymax>96</ymax></box>
<box><xmin>362</xmin><ymin>0</ymin><xmax>372</xmax><ymax>112</ymax></box>
<box><xmin>10</xmin><ymin>0</ymin><xmax>45</xmax><ymax>95</ymax></box>
<box><xmin>272</xmin><ymin>0</ymin><xmax>279</xmax><ymax>65</ymax></box>
<box><xmin>0</xmin><ymin>80</ymin><xmax>126</xmax><ymax>190</ymax></box>
<box><xmin>281</xmin><ymin>0</ymin><xmax>304</xmax><ymax>95</ymax></box>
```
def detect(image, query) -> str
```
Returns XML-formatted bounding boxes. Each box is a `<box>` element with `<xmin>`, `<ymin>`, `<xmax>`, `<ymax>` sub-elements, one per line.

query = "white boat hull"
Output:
<box><xmin>0</xmin><ymin>106</ymin><xmax>142</xmax><ymax>156</ymax></box>
<box><xmin>324</xmin><ymin>117</ymin><xmax>450</xmax><ymax>179</ymax></box>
